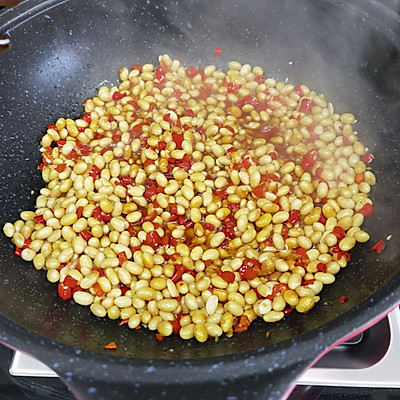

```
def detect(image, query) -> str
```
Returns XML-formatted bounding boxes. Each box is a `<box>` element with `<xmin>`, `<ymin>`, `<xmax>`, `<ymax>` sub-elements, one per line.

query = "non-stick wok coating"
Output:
<box><xmin>0</xmin><ymin>1</ymin><xmax>399</xmax><ymax>399</ymax></box>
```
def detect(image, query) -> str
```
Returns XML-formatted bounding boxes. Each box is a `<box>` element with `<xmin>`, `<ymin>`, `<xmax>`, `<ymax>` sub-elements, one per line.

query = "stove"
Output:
<box><xmin>1</xmin><ymin>308</ymin><xmax>399</xmax><ymax>400</ymax></box>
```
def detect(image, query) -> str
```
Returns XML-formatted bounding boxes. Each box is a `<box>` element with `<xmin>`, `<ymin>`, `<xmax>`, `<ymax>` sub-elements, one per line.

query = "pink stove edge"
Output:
<box><xmin>283</xmin><ymin>301</ymin><xmax>400</xmax><ymax>400</ymax></box>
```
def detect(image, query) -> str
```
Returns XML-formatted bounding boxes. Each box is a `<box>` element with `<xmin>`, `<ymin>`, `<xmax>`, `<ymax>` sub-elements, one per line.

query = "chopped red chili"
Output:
<box><xmin>57</xmin><ymin>283</ymin><xmax>72</xmax><ymax>300</ymax></box>
<box><xmin>332</xmin><ymin>226</ymin><xmax>346</xmax><ymax>241</ymax></box>
<box><xmin>92</xmin><ymin>282</ymin><xmax>106</xmax><ymax>297</ymax></box>
<box><xmin>22</xmin><ymin>238</ymin><xmax>32</xmax><ymax>249</ymax></box>
<box><xmin>234</xmin><ymin>315</ymin><xmax>252</xmax><ymax>333</ymax></box>
<box><xmin>358</xmin><ymin>203</ymin><xmax>373</xmax><ymax>217</ymax></box>
<box><xmin>63</xmin><ymin>275</ymin><xmax>78</xmax><ymax>288</ymax></box>
<box><xmin>214</xmin><ymin>46</ymin><xmax>222</xmax><ymax>57</ymax></box>
<box><xmin>171</xmin><ymin>264</ymin><xmax>186</xmax><ymax>283</ymax></box>
<box><xmin>155</xmin><ymin>333</ymin><xmax>164</xmax><ymax>342</ymax></box>
<box><xmin>370</xmin><ymin>240</ymin><xmax>386</xmax><ymax>255</ymax></box>
<box><xmin>80</xmin><ymin>230</ymin><xmax>93</xmax><ymax>241</ymax></box>
<box><xmin>299</xmin><ymin>98</ymin><xmax>313</xmax><ymax>112</ymax></box>
<box><xmin>287</xmin><ymin>209</ymin><xmax>300</xmax><ymax>225</ymax></box>
<box><xmin>218</xmin><ymin>270</ymin><xmax>236</xmax><ymax>284</ymax></box>
<box><xmin>104</xmin><ymin>341</ymin><xmax>117</xmax><ymax>350</ymax></box>
<box><xmin>294</xmin><ymin>83</ymin><xmax>304</xmax><ymax>97</ymax></box>
<box><xmin>112</xmin><ymin>91</ymin><xmax>126</xmax><ymax>101</ymax></box>
<box><xmin>316</xmin><ymin>263</ymin><xmax>327</xmax><ymax>273</ymax></box>
<box><xmin>252</xmin><ymin>182</ymin><xmax>267</xmax><ymax>198</ymax></box>
<box><xmin>34</xmin><ymin>214</ymin><xmax>45</xmax><ymax>224</ymax></box>
<box><xmin>362</xmin><ymin>152</ymin><xmax>374</xmax><ymax>164</ymax></box>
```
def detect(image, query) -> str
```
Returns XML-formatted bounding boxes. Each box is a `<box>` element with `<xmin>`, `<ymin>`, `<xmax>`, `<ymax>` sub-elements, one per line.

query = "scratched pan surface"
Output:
<box><xmin>0</xmin><ymin>1</ymin><xmax>399</xmax><ymax>399</ymax></box>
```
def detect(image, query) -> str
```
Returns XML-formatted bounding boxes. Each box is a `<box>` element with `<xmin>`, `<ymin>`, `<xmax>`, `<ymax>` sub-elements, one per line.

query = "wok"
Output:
<box><xmin>0</xmin><ymin>0</ymin><xmax>400</xmax><ymax>399</ymax></box>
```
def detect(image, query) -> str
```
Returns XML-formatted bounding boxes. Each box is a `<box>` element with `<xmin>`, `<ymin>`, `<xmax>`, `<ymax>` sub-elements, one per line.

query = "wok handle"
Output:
<box><xmin>58</xmin><ymin>359</ymin><xmax>312</xmax><ymax>400</ymax></box>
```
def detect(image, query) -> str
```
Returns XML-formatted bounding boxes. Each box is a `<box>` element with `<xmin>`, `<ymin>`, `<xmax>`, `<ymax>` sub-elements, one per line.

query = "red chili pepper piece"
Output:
<box><xmin>46</xmin><ymin>124</ymin><xmax>58</xmax><ymax>131</ymax></box>
<box><xmin>218</xmin><ymin>270</ymin><xmax>235</xmax><ymax>284</ymax></box>
<box><xmin>22</xmin><ymin>238</ymin><xmax>32</xmax><ymax>249</ymax></box>
<box><xmin>355</xmin><ymin>173</ymin><xmax>365</xmax><ymax>184</ymax></box>
<box><xmin>301</xmin><ymin>279</ymin><xmax>315</xmax><ymax>286</ymax></box>
<box><xmin>76</xmin><ymin>206</ymin><xmax>83</xmax><ymax>219</ymax></box>
<box><xmin>185</xmin><ymin>108</ymin><xmax>195</xmax><ymax>117</ymax></box>
<box><xmin>143</xmin><ymin>231</ymin><xmax>162</xmax><ymax>249</ymax></box>
<box><xmin>104</xmin><ymin>341</ymin><xmax>117</xmax><ymax>350</ymax></box>
<box><xmin>358</xmin><ymin>203</ymin><xmax>373</xmax><ymax>217</ymax></box>
<box><xmin>80</xmin><ymin>230</ymin><xmax>93</xmax><ymax>241</ymax></box>
<box><xmin>294</xmin><ymin>247</ymin><xmax>309</xmax><ymax>264</ymax></box>
<box><xmin>169</xmin><ymin>238</ymin><xmax>178</xmax><ymax>247</ymax></box>
<box><xmin>131</xmin><ymin>122</ymin><xmax>145</xmax><ymax>134</ymax></box>
<box><xmin>342</xmin><ymin>136</ymin><xmax>352</xmax><ymax>146</ymax></box>
<box><xmin>71</xmin><ymin>285</ymin><xmax>82</xmax><ymax>294</ymax></box>
<box><xmin>131</xmin><ymin>64</ymin><xmax>143</xmax><ymax>72</ymax></box>
<box><xmin>362</xmin><ymin>152</ymin><xmax>374</xmax><ymax>164</ymax></box>
<box><xmin>294</xmin><ymin>83</ymin><xmax>304</xmax><ymax>97</ymax></box>
<box><xmin>120</xmin><ymin>285</ymin><xmax>129</xmax><ymax>295</ymax></box>
<box><xmin>171</xmin><ymin>264</ymin><xmax>186</xmax><ymax>283</ymax></box>
<box><xmin>213</xmin><ymin>189</ymin><xmax>228</xmax><ymax>199</ymax></box>
<box><xmin>287</xmin><ymin>209</ymin><xmax>300</xmax><ymax>225</ymax></box>
<box><xmin>119</xmin><ymin>319</ymin><xmax>129</xmax><ymax>326</ymax></box>
<box><xmin>234</xmin><ymin>315</ymin><xmax>252</xmax><ymax>333</ymax></box>
<box><xmin>169</xmin><ymin>319</ymin><xmax>181</xmax><ymax>334</ymax></box>
<box><xmin>89</xmin><ymin>165</ymin><xmax>101</xmax><ymax>179</ymax></box>
<box><xmin>239</xmin><ymin>258</ymin><xmax>260</xmax><ymax>280</ymax></box>
<box><xmin>299</xmin><ymin>98</ymin><xmax>313</xmax><ymax>112</ymax></box>
<box><xmin>14</xmin><ymin>247</ymin><xmax>22</xmax><ymax>257</ymax></box>
<box><xmin>283</xmin><ymin>308</ymin><xmax>294</xmax><ymax>315</ymax></box>
<box><xmin>92</xmin><ymin>206</ymin><xmax>102</xmax><ymax>221</ymax></box>
<box><xmin>332</xmin><ymin>226</ymin><xmax>346</xmax><ymax>241</ymax></box>
<box><xmin>370</xmin><ymin>240</ymin><xmax>386</xmax><ymax>255</ymax></box>
<box><xmin>112</xmin><ymin>134</ymin><xmax>121</xmax><ymax>143</ymax></box>
<box><xmin>173</xmin><ymin>88</ymin><xmax>182</xmax><ymax>100</ymax></box>
<box><xmin>101</xmin><ymin>213</ymin><xmax>111</xmax><ymax>223</ymax></box>
<box><xmin>301</xmin><ymin>148</ymin><xmax>320</xmax><ymax>172</ymax></box>
<box><xmin>339</xmin><ymin>296</ymin><xmax>348</xmax><ymax>304</ymax></box>
<box><xmin>172</xmin><ymin>132</ymin><xmax>184</xmax><ymax>149</ymax></box>
<box><xmin>34</xmin><ymin>214</ymin><xmax>45</xmax><ymax>224</ymax></box>
<box><xmin>169</xmin><ymin>203</ymin><xmax>178</xmax><ymax>214</ymax></box>
<box><xmin>66</xmin><ymin>149</ymin><xmax>78</xmax><ymax>160</ymax></box>
<box><xmin>226</xmin><ymin>81</ymin><xmax>242</xmax><ymax>93</ymax></box>
<box><xmin>55</xmin><ymin>163</ymin><xmax>66</xmax><ymax>173</ymax></box>
<box><xmin>82</xmin><ymin>113</ymin><xmax>92</xmax><ymax>123</ymax></box>
<box><xmin>57</xmin><ymin>283</ymin><xmax>72</xmax><ymax>300</ymax></box>
<box><xmin>120</xmin><ymin>176</ymin><xmax>133</xmax><ymax>186</ymax></box>
<box><xmin>316</xmin><ymin>263</ymin><xmax>327</xmax><ymax>273</ymax></box>
<box><xmin>203</xmin><ymin>223</ymin><xmax>215</xmax><ymax>232</ymax></box>
<box><xmin>92</xmin><ymin>282</ymin><xmax>106</xmax><ymax>297</ymax></box>
<box><xmin>252</xmin><ymin>182</ymin><xmax>267</xmax><ymax>199</ymax></box>
<box><xmin>112</xmin><ymin>91</ymin><xmax>126</xmax><ymax>101</ymax></box>
<box><xmin>157</xmin><ymin>141</ymin><xmax>166</xmax><ymax>151</ymax></box>
<box><xmin>214</xmin><ymin>46</ymin><xmax>222</xmax><ymax>57</ymax></box>
<box><xmin>118</xmin><ymin>251</ymin><xmax>128</xmax><ymax>265</ymax></box>
<box><xmin>63</xmin><ymin>275</ymin><xmax>78</xmax><ymax>288</ymax></box>
<box><xmin>255</xmin><ymin>75</ymin><xmax>267</xmax><ymax>84</ymax></box>
<box><xmin>56</xmin><ymin>140</ymin><xmax>66</xmax><ymax>148</ymax></box>
<box><xmin>155</xmin><ymin>333</ymin><xmax>164</xmax><ymax>342</ymax></box>
<box><xmin>268</xmin><ymin>151</ymin><xmax>277</xmax><ymax>160</ymax></box>
<box><xmin>186</xmin><ymin>65</ymin><xmax>198</xmax><ymax>78</ymax></box>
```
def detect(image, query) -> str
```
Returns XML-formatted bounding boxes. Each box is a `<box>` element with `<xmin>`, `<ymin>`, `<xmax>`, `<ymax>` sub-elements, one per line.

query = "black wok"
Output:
<box><xmin>0</xmin><ymin>0</ymin><xmax>400</xmax><ymax>399</ymax></box>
